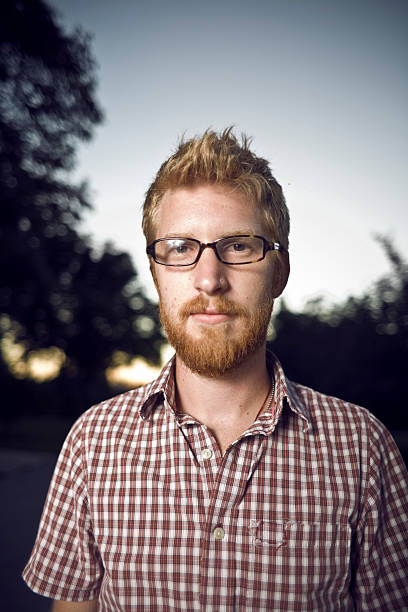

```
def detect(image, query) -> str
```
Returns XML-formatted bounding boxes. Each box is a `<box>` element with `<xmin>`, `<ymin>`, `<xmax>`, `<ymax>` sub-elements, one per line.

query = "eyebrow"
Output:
<box><xmin>161</xmin><ymin>230</ymin><xmax>258</xmax><ymax>239</ymax></box>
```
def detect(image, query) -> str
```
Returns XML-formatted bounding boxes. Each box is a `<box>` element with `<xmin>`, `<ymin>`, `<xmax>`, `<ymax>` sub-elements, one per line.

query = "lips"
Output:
<box><xmin>190</xmin><ymin>312</ymin><xmax>230</xmax><ymax>324</ymax></box>
<box><xmin>190</xmin><ymin>308</ymin><xmax>230</xmax><ymax>316</ymax></box>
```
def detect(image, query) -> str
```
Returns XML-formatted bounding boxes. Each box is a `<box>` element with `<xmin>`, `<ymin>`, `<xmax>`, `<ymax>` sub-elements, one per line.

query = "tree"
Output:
<box><xmin>0</xmin><ymin>0</ymin><xmax>164</xmax><ymax>419</ymax></box>
<box><xmin>269</xmin><ymin>237</ymin><xmax>408</xmax><ymax>431</ymax></box>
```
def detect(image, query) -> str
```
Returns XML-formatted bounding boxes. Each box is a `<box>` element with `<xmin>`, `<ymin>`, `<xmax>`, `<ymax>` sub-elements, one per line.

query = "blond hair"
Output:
<box><xmin>142</xmin><ymin>127</ymin><xmax>290</xmax><ymax>250</ymax></box>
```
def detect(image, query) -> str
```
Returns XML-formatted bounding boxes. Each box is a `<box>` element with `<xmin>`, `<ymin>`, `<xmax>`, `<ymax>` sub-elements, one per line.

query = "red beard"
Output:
<box><xmin>159</xmin><ymin>294</ymin><xmax>273</xmax><ymax>377</ymax></box>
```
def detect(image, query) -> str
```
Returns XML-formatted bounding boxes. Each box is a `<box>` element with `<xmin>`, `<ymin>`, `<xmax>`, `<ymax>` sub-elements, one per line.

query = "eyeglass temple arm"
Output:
<box><xmin>267</xmin><ymin>241</ymin><xmax>287</xmax><ymax>253</ymax></box>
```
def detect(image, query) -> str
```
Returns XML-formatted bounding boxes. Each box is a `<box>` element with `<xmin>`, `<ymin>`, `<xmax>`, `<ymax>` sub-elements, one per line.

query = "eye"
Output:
<box><xmin>217</xmin><ymin>236</ymin><xmax>265</xmax><ymax>263</ymax></box>
<box><xmin>231</xmin><ymin>241</ymin><xmax>249</xmax><ymax>252</ymax></box>
<box><xmin>152</xmin><ymin>238</ymin><xmax>200</xmax><ymax>265</ymax></box>
<box><xmin>169</xmin><ymin>240</ymin><xmax>195</xmax><ymax>255</ymax></box>
<box><xmin>222</xmin><ymin>237</ymin><xmax>254</xmax><ymax>253</ymax></box>
<box><xmin>156</xmin><ymin>238</ymin><xmax>199</xmax><ymax>264</ymax></box>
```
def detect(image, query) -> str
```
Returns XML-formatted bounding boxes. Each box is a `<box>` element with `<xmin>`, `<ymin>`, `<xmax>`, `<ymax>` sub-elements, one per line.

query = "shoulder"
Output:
<box><xmin>54</xmin><ymin>358</ymin><xmax>175</xmax><ymax>472</ymax></box>
<box><xmin>289</xmin><ymin>378</ymin><xmax>386</xmax><ymax>433</ymax></box>
<box><xmin>65</xmin><ymin>383</ymin><xmax>161</xmax><ymax>452</ymax></box>
<box><xmin>269</xmin><ymin>350</ymin><xmax>397</xmax><ymax>454</ymax></box>
<box><xmin>287</xmin><ymin>379</ymin><xmax>402</xmax><ymax>466</ymax></box>
<box><xmin>69</xmin><ymin>358</ymin><xmax>175</xmax><ymax>444</ymax></box>
<box><xmin>81</xmin><ymin>385</ymin><xmax>149</xmax><ymax>426</ymax></box>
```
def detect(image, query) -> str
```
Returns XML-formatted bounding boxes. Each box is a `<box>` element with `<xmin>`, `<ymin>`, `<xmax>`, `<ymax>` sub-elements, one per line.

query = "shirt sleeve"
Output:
<box><xmin>351</xmin><ymin>415</ymin><xmax>408</xmax><ymax>610</ymax></box>
<box><xmin>22</xmin><ymin>415</ymin><xmax>104</xmax><ymax>601</ymax></box>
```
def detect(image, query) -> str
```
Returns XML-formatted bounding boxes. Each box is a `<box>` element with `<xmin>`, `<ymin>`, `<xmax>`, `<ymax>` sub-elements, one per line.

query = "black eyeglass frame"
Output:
<box><xmin>146</xmin><ymin>234</ymin><xmax>287</xmax><ymax>267</ymax></box>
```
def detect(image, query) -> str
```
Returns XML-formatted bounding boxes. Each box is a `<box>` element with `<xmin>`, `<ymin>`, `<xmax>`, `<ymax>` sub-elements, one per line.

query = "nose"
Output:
<box><xmin>193</xmin><ymin>244</ymin><xmax>229</xmax><ymax>295</ymax></box>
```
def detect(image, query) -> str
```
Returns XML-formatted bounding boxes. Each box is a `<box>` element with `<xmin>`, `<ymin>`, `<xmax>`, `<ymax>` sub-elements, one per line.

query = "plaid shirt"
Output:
<box><xmin>23</xmin><ymin>353</ymin><xmax>408</xmax><ymax>610</ymax></box>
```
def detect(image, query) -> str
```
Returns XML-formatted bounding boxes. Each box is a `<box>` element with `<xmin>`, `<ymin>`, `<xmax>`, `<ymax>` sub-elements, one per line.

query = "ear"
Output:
<box><xmin>272</xmin><ymin>251</ymin><xmax>290</xmax><ymax>298</ymax></box>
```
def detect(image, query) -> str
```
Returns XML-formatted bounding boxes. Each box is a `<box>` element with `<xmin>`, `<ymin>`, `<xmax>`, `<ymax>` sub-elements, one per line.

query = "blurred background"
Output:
<box><xmin>1</xmin><ymin>0</ymin><xmax>407</xmax><ymax>608</ymax></box>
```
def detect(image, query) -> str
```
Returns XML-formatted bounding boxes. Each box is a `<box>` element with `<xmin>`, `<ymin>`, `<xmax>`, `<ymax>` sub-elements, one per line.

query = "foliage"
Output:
<box><xmin>0</xmin><ymin>0</ymin><xmax>164</xmax><ymax>420</ymax></box>
<box><xmin>269</xmin><ymin>236</ymin><xmax>408</xmax><ymax>430</ymax></box>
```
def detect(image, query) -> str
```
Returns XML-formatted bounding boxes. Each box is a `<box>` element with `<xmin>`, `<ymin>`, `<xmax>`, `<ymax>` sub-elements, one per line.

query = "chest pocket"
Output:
<box><xmin>249</xmin><ymin>518</ymin><xmax>289</xmax><ymax>549</ymax></box>
<box><xmin>249</xmin><ymin>518</ymin><xmax>351</xmax><ymax>548</ymax></box>
<box><xmin>245</xmin><ymin>518</ymin><xmax>353</xmax><ymax>602</ymax></box>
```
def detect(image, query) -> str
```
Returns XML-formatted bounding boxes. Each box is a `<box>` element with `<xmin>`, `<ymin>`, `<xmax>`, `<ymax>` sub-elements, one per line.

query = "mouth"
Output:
<box><xmin>189</xmin><ymin>309</ymin><xmax>231</xmax><ymax>325</ymax></box>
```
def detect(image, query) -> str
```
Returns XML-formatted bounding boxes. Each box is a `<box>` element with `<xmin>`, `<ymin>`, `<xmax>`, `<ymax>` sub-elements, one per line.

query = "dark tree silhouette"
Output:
<box><xmin>1</xmin><ymin>0</ymin><xmax>102</xmax><ymax>348</ymax></box>
<box><xmin>269</xmin><ymin>236</ymin><xmax>408</xmax><ymax>432</ymax></box>
<box><xmin>0</xmin><ymin>0</ymin><xmax>164</xmax><ymax>422</ymax></box>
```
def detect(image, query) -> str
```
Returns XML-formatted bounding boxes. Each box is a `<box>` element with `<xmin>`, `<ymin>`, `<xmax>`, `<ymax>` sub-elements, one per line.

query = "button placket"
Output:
<box><xmin>191</xmin><ymin>427</ymin><xmax>220</xmax><ymax>476</ymax></box>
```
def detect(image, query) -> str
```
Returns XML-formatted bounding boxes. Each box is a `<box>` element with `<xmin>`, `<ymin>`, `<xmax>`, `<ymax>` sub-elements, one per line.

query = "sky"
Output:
<box><xmin>49</xmin><ymin>0</ymin><xmax>407</xmax><ymax>312</ymax></box>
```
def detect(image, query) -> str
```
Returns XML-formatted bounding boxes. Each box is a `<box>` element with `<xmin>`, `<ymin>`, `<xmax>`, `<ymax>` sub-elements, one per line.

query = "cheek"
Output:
<box><xmin>155</xmin><ymin>273</ymin><xmax>187</xmax><ymax>309</ymax></box>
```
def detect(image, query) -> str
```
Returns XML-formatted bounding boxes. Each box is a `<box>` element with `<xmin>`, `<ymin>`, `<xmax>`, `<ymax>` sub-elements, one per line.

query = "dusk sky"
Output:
<box><xmin>49</xmin><ymin>0</ymin><xmax>407</xmax><ymax>311</ymax></box>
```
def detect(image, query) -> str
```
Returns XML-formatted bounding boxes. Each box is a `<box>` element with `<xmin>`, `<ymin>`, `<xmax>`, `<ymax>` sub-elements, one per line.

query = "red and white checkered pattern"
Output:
<box><xmin>23</xmin><ymin>353</ymin><xmax>408</xmax><ymax>610</ymax></box>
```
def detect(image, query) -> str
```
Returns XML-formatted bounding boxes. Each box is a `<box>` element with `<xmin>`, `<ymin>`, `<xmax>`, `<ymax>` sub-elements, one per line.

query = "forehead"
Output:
<box><xmin>155</xmin><ymin>184</ymin><xmax>267</xmax><ymax>239</ymax></box>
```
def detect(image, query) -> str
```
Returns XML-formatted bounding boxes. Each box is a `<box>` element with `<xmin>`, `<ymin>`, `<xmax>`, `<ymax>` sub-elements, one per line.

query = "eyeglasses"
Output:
<box><xmin>146</xmin><ymin>235</ymin><xmax>286</xmax><ymax>267</ymax></box>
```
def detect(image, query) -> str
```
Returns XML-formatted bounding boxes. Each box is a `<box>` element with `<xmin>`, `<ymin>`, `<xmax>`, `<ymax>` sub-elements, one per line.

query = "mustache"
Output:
<box><xmin>179</xmin><ymin>295</ymin><xmax>248</xmax><ymax>319</ymax></box>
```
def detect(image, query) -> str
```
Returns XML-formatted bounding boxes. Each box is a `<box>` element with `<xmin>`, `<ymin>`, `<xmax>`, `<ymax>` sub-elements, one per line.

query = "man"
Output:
<box><xmin>23</xmin><ymin>129</ymin><xmax>408</xmax><ymax>610</ymax></box>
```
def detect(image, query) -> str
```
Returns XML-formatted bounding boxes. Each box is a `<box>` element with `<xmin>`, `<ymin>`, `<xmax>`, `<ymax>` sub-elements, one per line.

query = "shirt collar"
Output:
<box><xmin>138</xmin><ymin>357</ymin><xmax>176</xmax><ymax>420</ymax></box>
<box><xmin>139</xmin><ymin>351</ymin><xmax>311</xmax><ymax>431</ymax></box>
<box><xmin>267</xmin><ymin>350</ymin><xmax>311</xmax><ymax>432</ymax></box>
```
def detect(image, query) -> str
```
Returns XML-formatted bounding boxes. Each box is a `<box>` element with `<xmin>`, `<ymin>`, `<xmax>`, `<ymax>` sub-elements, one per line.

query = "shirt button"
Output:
<box><xmin>201</xmin><ymin>448</ymin><xmax>213</xmax><ymax>460</ymax></box>
<box><xmin>213</xmin><ymin>527</ymin><xmax>225</xmax><ymax>540</ymax></box>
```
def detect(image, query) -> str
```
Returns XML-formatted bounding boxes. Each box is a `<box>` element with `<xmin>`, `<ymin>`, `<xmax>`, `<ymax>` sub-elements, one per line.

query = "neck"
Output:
<box><xmin>174</xmin><ymin>345</ymin><xmax>271</xmax><ymax>434</ymax></box>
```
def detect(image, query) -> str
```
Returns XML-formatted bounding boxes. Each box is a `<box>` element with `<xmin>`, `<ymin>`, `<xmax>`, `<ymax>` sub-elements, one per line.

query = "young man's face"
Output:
<box><xmin>151</xmin><ymin>184</ymin><xmax>288</xmax><ymax>377</ymax></box>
